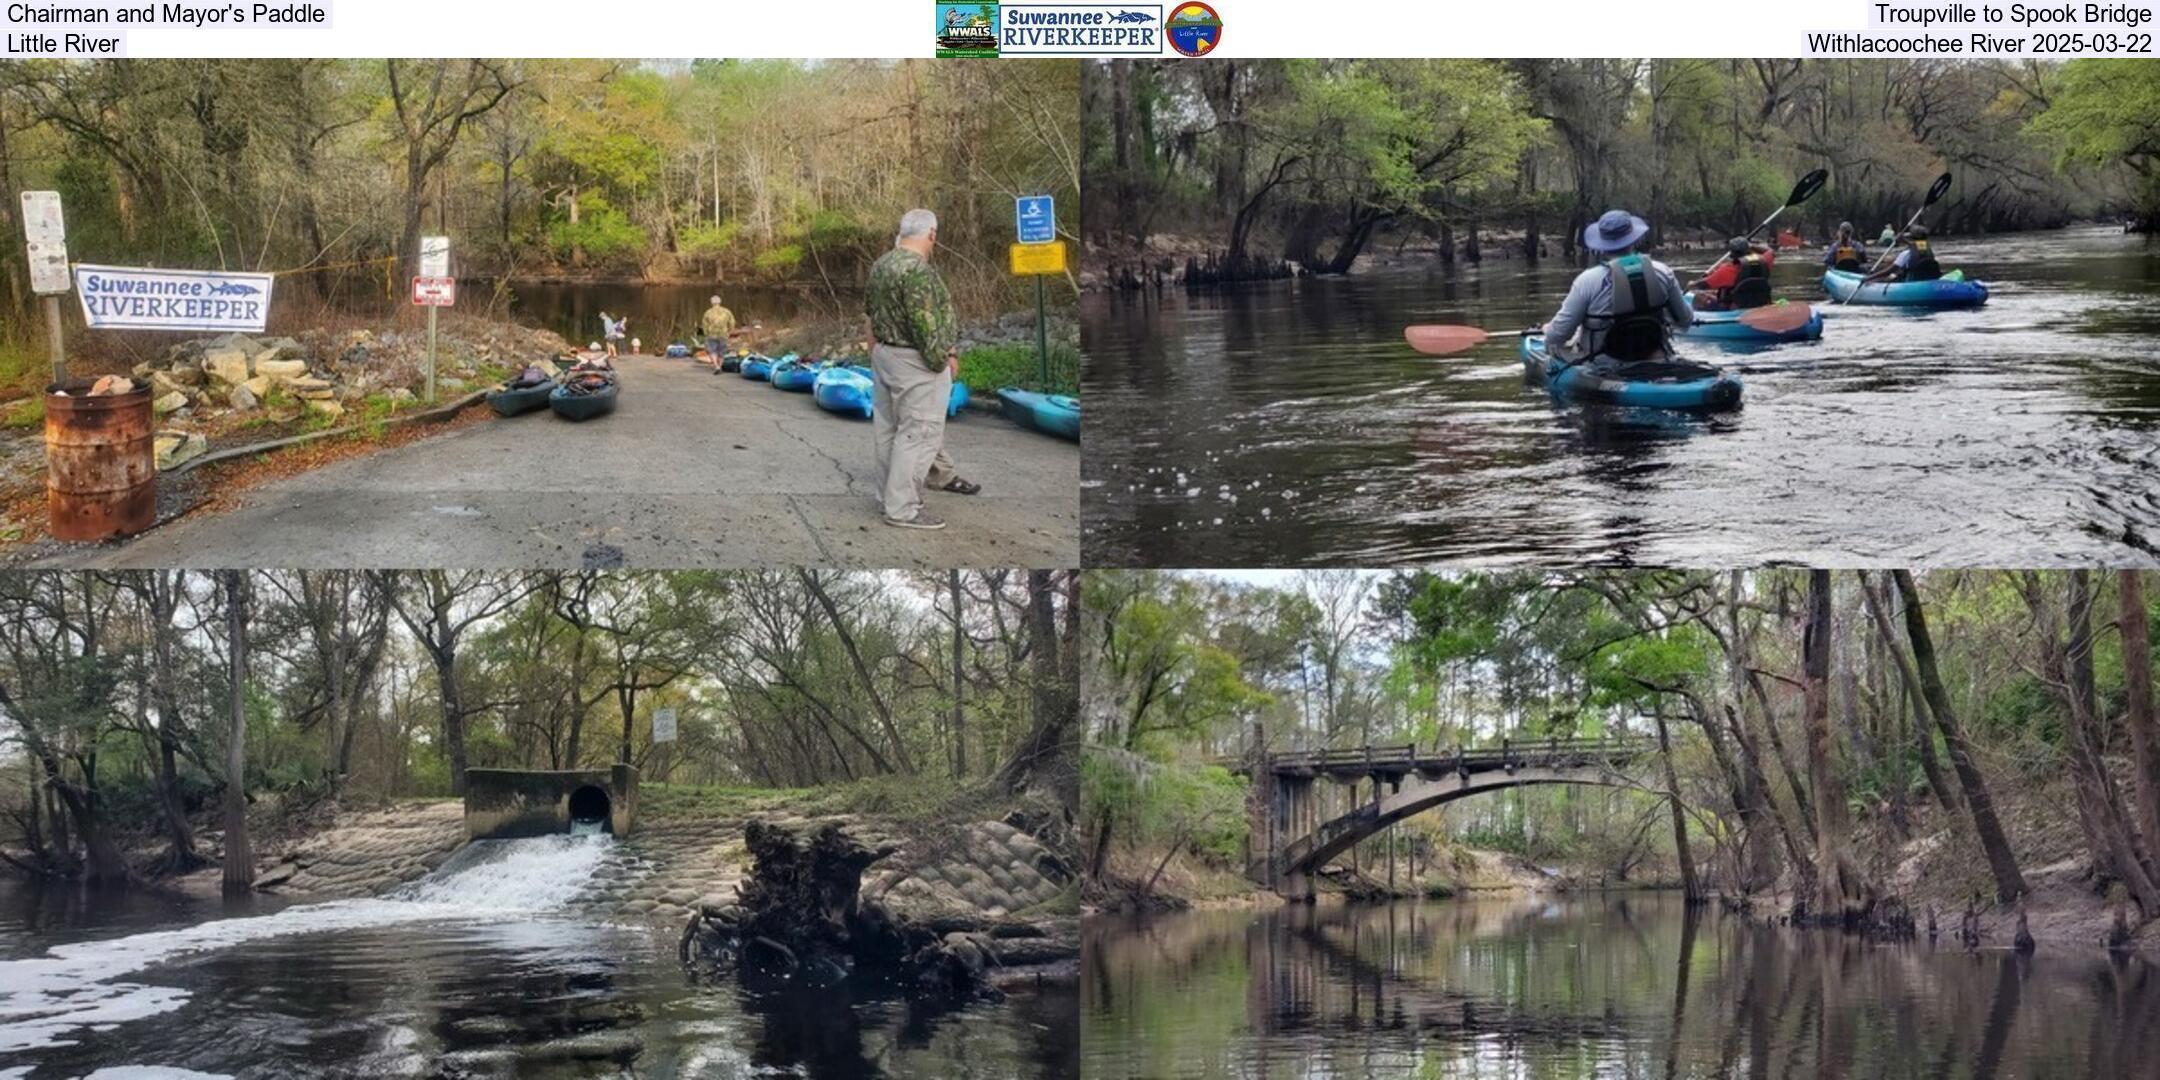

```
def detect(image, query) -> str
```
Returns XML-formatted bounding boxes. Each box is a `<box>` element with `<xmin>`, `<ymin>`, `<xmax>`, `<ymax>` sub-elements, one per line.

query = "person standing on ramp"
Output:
<box><xmin>864</xmin><ymin>208</ymin><xmax>980</xmax><ymax>531</ymax></box>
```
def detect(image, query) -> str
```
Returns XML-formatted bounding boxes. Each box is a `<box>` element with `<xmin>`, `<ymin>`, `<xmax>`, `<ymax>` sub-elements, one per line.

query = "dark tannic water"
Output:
<box><xmin>1081</xmin><ymin>226</ymin><xmax>2160</xmax><ymax>568</ymax></box>
<box><xmin>0</xmin><ymin>837</ymin><xmax>1075</xmax><ymax>1079</ymax></box>
<box><xmin>507</xmin><ymin>282</ymin><xmax>831</xmax><ymax>351</ymax></box>
<box><xmin>1082</xmin><ymin>893</ymin><xmax>2159</xmax><ymax>1080</ymax></box>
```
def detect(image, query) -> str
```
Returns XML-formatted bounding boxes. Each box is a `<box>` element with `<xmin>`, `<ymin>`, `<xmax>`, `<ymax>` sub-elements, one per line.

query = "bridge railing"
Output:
<box><xmin>1248</xmin><ymin>735</ymin><xmax>1657</xmax><ymax>776</ymax></box>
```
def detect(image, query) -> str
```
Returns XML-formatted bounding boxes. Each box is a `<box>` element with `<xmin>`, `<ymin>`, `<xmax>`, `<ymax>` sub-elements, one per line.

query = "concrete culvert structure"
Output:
<box><xmin>463</xmin><ymin>765</ymin><xmax>638</xmax><ymax>840</ymax></box>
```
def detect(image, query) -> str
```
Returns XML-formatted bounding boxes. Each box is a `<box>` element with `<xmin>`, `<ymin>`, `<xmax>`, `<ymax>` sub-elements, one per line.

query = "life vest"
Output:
<box><xmin>1902</xmin><ymin>238</ymin><xmax>1942</xmax><ymax>282</ymax></box>
<box><xmin>1596</xmin><ymin>254</ymin><xmax>1672</xmax><ymax>363</ymax></box>
<box><xmin>1725</xmin><ymin>253</ymin><xmax>1773</xmax><ymax>309</ymax></box>
<box><xmin>1830</xmin><ymin>241</ymin><xmax>1863</xmax><ymax>272</ymax></box>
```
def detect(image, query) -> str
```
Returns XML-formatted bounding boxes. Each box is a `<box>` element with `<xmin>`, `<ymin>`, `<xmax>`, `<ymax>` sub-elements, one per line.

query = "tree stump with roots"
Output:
<box><xmin>681</xmin><ymin>818</ymin><xmax>1067</xmax><ymax>1001</ymax></box>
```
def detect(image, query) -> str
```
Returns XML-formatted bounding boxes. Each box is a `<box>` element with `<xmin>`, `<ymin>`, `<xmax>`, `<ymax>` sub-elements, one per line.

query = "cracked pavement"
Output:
<box><xmin>36</xmin><ymin>354</ymin><xmax>1078</xmax><ymax>569</ymax></box>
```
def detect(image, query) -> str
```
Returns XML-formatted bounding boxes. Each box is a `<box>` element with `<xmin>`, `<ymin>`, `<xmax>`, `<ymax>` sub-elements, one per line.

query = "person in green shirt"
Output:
<box><xmin>699</xmin><ymin>295</ymin><xmax>737</xmax><ymax>369</ymax></box>
<box><xmin>864</xmin><ymin>208</ymin><xmax>978</xmax><ymax>530</ymax></box>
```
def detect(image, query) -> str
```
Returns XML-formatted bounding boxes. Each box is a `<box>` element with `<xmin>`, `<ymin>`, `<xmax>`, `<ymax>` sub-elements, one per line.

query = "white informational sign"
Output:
<box><xmin>21</xmin><ymin>191</ymin><xmax>64</xmax><ymax>245</ymax></box>
<box><xmin>27</xmin><ymin>241</ymin><xmax>70</xmax><ymax>295</ymax></box>
<box><xmin>20</xmin><ymin>191</ymin><xmax>69</xmax><ymax>295</ymax></box>
<box><xmin>652</xmin><ymin>708</ymin><xmax>677</xmax><ymax>744</ymax></box>
<box><xmin>411</xmin><ymin>276</ymin><xmax>456</xmax><ymax>307</ymax></box>
<box><xmin>74</xmin><ymin>265</ymin><xmax>274</xmax><ymax>332</ymax></box>
<box><xmin>419</xmin><ymin>235</ymin><xmax>451</xmax><ymax>278</ymax></box>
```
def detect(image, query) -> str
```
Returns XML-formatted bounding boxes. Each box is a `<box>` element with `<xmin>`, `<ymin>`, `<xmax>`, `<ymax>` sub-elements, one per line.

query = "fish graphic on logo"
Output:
<box><xmin>1166</xmin><ymin>1</ymin><xmax>1221</xmax><ymax>55</ymax></box>
<box><xmin>207</xmin><ymin>282</ymin><xmax>261</xmax><ymax>296</ymax></box>
<box><xmin>1108</xmin><ymin>9</ymin><xmax>1154</xmax><ymax>21</ymax></box>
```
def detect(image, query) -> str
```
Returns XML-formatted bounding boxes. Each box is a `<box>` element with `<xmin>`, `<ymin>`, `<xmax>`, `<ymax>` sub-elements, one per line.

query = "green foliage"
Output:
<box><xmin>751</xmin><ymin>244</ymin><xmax>804</xmax><ymax>275</ymax></box>
<box><xmin>2028</xmin><ymin>60</ymin><xmax>2160</xmax><ymax>219</ymax></box>
<box><xmin>957</xmin><ymin>342</ymin><xmax>1080</xmax><ymax>395</ymax></box>
<box><xmin>544</xmin><ymin>198</ymin><xmax>649</xmax><ymax>266</ymax></box>
<box><xmin>1083</xmin><ymin>748</ymin><xmax>1248</xmax><ymax>868</ymax></box>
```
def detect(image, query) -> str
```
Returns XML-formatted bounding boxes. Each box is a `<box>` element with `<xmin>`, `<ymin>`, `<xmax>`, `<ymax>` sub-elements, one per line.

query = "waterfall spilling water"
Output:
<box><xmin>0</xmin><ymin>834</ymin><xmax>614</xmax><ymax>1054</ymax></box>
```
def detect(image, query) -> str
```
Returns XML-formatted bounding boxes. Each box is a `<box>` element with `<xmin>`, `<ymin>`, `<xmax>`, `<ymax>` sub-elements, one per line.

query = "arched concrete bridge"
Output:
<box><xmin>1238</xmin><ymin>736</ymin><xmax>1658</xmax><ymax>900</ymax></box>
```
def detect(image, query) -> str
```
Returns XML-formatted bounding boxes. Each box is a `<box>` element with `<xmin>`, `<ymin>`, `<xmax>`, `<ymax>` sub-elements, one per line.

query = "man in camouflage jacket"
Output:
<box><xmin>865</xmin><ymin>208</ymin><xmax>978</xmax><ymax>529</ymax></box>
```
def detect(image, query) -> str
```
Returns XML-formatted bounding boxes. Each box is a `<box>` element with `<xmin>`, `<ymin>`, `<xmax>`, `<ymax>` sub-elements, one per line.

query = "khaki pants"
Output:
<box><xmin>871</xmin><ymin>343</ymin><xmax>957</xmax><ymax>521</ymax></box>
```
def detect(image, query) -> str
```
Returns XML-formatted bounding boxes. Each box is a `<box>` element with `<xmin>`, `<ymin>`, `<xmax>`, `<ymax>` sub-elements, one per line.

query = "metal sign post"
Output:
<box><xmin>418</xmin><ymin>237</ymin><xmax>451</xmax><ymax>404</ymax></box>
<box><xmin>21</xmin><ymin>191</ymin><xmax>71</xmax><ymax>386</ymax></box>
<box><xmin>1013</xmin><ymin>195</ymin><xmax>1057</xmax><ymax>386</ymax></box>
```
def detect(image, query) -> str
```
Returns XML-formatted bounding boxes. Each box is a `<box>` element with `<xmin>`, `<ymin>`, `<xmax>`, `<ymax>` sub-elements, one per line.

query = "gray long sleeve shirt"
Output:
<box><xmin>1542</xmin><ymin>257</ymin><xmax>1693</xmax><ymax>360</ymax></box>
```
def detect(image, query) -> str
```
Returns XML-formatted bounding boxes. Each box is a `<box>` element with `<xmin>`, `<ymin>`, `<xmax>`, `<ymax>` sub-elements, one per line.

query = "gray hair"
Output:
<box><xmin>897</xmin><ymin>208</ymin><xmax>938</xmax><ymax>242</ymax></box>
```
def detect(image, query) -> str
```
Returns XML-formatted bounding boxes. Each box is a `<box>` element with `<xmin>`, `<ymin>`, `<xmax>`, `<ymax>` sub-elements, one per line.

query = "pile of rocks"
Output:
<box><xmin>126</xmin><ymin>320</ymin><xmax>575</xmax><ymax>468</ymax></box>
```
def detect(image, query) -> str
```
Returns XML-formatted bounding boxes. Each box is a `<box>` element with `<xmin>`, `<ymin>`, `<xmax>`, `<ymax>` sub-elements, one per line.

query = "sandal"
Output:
<box><xmin>937</xmin><ymin>477</ymin><xmax>983</xmax><ymax>496</ymax></box>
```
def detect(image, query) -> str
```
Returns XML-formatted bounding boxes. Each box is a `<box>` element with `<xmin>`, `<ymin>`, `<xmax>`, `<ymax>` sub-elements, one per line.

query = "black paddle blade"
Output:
<box><xmin>1924</xmin><ymin>172</ymin><xmax>1953</xmax><ymax>206</ymax></box>
<box><xmin>1787</xmin><ymin>168</ymin><xmax>1830</xmax><ymax>208</ymax></box>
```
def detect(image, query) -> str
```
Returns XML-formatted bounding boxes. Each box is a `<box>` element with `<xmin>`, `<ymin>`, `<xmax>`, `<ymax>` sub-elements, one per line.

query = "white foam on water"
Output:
<box><xmin>0</xmin><ymin>835</ymin><xmax>614</xmax><ymax>1055</ymax></box>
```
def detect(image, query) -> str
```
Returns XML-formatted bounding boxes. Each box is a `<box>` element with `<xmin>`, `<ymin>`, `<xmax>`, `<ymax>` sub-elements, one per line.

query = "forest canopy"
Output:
<box><xmin>1082</xmin><ymin>58</ymin><xmax>2160</xmax><ymax>273</ymax></box>
<box><xmin>0</xmin><ymin>569</ymin><xmax>1079</xmax><ymax>884</ymax></box>
<box><xmin>0</xmin><ymin>59</ymin><xmax>1080</xmax><ymax>325</ymax></box>
<box><xmin>1084</xmin><ymin>569</ymin><xmax>2160</xmax><ymax>933</ymax></box>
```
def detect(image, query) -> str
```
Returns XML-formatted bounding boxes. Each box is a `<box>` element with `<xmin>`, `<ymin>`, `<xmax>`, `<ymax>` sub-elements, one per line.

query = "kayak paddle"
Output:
<box><xmin>1404</xmin><ymin>303</ymin><xmax>1817</xmax><ymax>357</ymax></box>
<box><xmin>1695</xmin><ymin>168</ymin><xmax>1830</xmax><ymax>277</ymax></box>
<box><xmin>1847</xmin><ymin>171</ymin><xmax>1954</xmax><ymax>293</ymax></box>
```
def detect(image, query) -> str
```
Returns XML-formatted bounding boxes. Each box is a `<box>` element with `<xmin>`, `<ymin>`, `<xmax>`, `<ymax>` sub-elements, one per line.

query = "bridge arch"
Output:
<box><xmin>1240</xmin><ymin>737</ymin><xmax>1654</xmax><ymax>900</ymax></box>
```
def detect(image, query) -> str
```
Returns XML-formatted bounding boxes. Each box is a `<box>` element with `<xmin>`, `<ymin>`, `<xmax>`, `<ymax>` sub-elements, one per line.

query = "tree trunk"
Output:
<box><xmin>221</xmin><ymin>571</ymin><xmax>254</xmax><ymax>894</ymax></box>
<box><xmin>1654</xmin><ymin>710</ymin><xmax>1702</xmax><ymax>903</ymax></box>
<box><xmin>2058</xmin><ymin>572</ymin><xmax>2160</xmax><ymax>913</ymax></box>
<box><xmin>2120</xmin><ymin>571</ymin><xmax>2160</xmax><ymax>882</ymax></box>
<box><xmin>950</xmin><ymin>570</ymin><xmax>967</xmax><ymax>779</ymax></box>
<box><xmin>1804</xmin><ymin>571</ymin><xmax>1868</xmax><ymax>921</ymax></box>
<box><xmin>996</xmin><ymin>571</ymin><xmax>1077</xmax><ymax>797</ymax></box>
<box><xmin>438</xmin><ymin>647</ymin><xmax>468</xmax><ymax>796</ymax></box>
<box><xmin>798</xmin><ymin>570</ymin><xmax>915</xmax><ymax>774</ymax></box>
<box><xmin>1893</xmin><ymin>569</ymin><xmax>2027</xmax><ymax>902</ymax></box>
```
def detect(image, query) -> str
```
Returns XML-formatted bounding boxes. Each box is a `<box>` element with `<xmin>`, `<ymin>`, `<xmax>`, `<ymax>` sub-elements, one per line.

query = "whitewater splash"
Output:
<box><xmin>0</xmin><ymin>834</ymin><xmax>613</xmax><ymax>1054</ymax></box>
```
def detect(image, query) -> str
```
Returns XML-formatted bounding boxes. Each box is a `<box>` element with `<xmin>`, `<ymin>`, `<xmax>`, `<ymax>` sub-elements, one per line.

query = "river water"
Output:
<box><xmin>1082</xmin><ymin>226</ymin><xmax>2160</xmax><ymax>567</ymax></box>
<box><xmin>506</xmin><ymin>283</ymin><xmax>828</xmax><ymax>351</ymax></box>
<box><xmin>1082</xmin><ymin>893</ymin><xmax>2157</xmax><ymax>1079</ymax></box>
<box><xmin>0</xmin><ymin>836</ymin><xmax>1075</xmax><ymax>1079</ymax></box>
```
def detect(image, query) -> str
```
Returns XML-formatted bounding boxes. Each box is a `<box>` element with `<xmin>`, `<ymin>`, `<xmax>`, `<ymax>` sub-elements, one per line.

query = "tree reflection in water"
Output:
<box><xmin>1082</xmin><ymin>893</ymin><xmax>2160</xmax><ymax>1078</ymax></box>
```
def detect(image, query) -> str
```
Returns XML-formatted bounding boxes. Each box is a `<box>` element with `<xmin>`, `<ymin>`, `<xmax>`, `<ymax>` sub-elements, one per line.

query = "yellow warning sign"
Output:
<box><xmin>1009</xmin><ymin>241</ymin><xmax>1067</xmax><ymax>276</ymax></box>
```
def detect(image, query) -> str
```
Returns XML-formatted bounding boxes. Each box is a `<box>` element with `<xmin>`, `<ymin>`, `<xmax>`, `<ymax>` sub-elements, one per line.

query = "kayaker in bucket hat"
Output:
<box><xmin>1541</xmin><ymin>209</ymin><xmax>1693</xmax><ymax>364</ymax></box>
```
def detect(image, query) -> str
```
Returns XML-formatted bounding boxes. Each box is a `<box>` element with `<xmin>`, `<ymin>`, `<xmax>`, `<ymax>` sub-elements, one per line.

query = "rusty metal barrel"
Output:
<box><xmin>44</xmin><ymin>379</ymin><xmax>156</xmax><ymax>541</ymax></box>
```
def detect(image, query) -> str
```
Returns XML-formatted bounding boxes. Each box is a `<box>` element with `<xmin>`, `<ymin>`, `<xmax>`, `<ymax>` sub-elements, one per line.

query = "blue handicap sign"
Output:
<box><xmin>1015</xmin><ymin>195</ymin><xmax>1055</xmax><ymax>244</ymax></box>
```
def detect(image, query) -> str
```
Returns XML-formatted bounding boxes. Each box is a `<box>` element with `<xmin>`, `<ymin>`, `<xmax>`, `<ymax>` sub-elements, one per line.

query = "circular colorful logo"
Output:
<box><xmin>1166</xmin><ymin>1</ymin><xmax>1222</xmax><ymax>56</ymax></box>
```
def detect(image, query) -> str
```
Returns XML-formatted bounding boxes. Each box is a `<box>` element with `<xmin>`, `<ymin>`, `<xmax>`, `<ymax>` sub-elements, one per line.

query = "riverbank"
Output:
<box><xmin>30</xmin><ymin>775</ymin><xmax>1078</xmax><ymax>969</ymax></box>
<box><xmin>1087</xmin><ymin>841</ymin><xmax>1585</xmax><ymax>915</ymax></box>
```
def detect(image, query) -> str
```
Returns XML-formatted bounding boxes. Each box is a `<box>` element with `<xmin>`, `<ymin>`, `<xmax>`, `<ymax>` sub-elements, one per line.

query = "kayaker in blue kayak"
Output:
<box><xmin>1691</xmin><ymin>237</ymin><xmax>1775</xmax><ymax>311</ymax></box>
<box><xmin>1543</xmin><ymin>209</ymin><xmax>1694</xmax><ymax>365</ymax></box>
<box><xmin>1822</xmin><ymin>222</ymin><xmax>1869</xmax><ymax>273</ymax></box>
<box><xmin>1863</xmin><ymin>225</ymin><xmax>1944</xmax><ymax>284</ymax></box>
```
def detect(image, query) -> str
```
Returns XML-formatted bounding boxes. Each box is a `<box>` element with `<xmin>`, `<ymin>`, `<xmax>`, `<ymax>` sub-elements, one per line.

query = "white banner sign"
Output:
<box><xmin>75</xmin><ymin>265</ymin><xmax>274</xmax><ymax>332</ymax></box>
<box><xmin>652</xmin><ymin>708</ymin><xmax>677</xmax><ymax>744</ymax></box>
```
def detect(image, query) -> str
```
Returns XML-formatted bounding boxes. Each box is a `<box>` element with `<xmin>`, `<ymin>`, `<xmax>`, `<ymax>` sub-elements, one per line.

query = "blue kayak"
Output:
<box><xmin>813</xmin><ymin>365</ymin><xmax>874</xmax><ymax>419</ymax></box>
<box><xmin>664</xmin><ymin>343</ymin><xmax>692</xmax><ymax>359</ymax></box>
<box><xmin>741</xmin><ymin>355</ymin><xmax>775</xmax><ymax>381</ymax></box>
<box><xmin>1685</xmin><ymin>298</ymin><xmax>1823</xmax><ymax>344</ymax></box>
<box><xmin>1822</xmin><ymin>269</ymin><xmax>1987</xmax><ymax>307</ymax></box>
<box><xmin>812</xmin><ymin>366</ymin><xmax>972</xmax><ymax>420</ymax></box>
<box><xmin>997</xmin><ymin>387</ymin><xmax>1080</xmax><ymax>441</ymax></box>
<box><xmin>1520</xmin><ymin>335</ymin><xmax>1741</xmax><ymax>412</ymax></box>
<box><xmin>770</xmin><ymin>357</ymin><xmax>820</xmax><ymax>392</ymax></box>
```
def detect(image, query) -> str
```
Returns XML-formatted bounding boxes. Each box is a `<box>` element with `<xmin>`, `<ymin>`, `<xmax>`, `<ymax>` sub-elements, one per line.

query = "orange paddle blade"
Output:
<box><xmin>1404</xmin><ymin>325</ymin><xmax>1494</xmax><ymax>356</ymax></box>
<box><xmin>1736</xmin><ymin>303</ymin><xmax>1817</xmax><ymax>335</ymax></box>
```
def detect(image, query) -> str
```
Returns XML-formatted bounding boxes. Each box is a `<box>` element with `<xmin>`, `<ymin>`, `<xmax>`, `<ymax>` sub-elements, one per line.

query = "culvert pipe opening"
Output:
<box><xmin>567</xmin><ymin>785</ymin><xmax>612</xmax><ymax>836</ymax></box>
